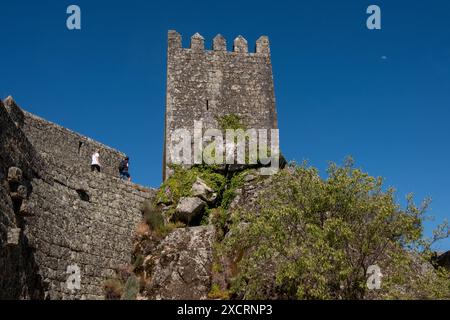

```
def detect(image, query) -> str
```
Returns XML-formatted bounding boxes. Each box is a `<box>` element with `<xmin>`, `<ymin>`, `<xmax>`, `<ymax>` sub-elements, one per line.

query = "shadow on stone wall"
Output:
<box><xmin>0</xmin><ymin>99</ymin><xmax>47</xmax><ymax>299</ymax></box>
<box><xmin>0</xmin><ymin>230</ymin><xmax>45</xmax><ymax>299</ymax></box>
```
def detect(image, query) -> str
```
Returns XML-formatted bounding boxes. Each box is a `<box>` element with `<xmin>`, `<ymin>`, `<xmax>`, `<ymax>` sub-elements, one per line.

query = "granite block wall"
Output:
<box><xmin>0</xmin><ymin>98</ymin><xmax>155</xmax><ymax>299</ymax></box>
<box><xmin>0</xmin><ymin>99</ymin><xmax>47</xmax><ymax>299</ymax></box>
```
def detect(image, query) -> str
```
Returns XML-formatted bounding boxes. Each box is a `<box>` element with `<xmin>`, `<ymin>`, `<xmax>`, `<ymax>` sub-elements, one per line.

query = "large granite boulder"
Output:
<box><xmin>191</xmin><ymin>177</ymin><xmax>217</xmax><ymax>204</ymax></box>
<box><xmin>145</xmin><ymin>226</ymin><xmax>215</xmax><ymax>299</ymax></box>
<box><xmin>172</xmin><ymin>197</ymin><xmax>206</xmax><ymax>225</ymax></box>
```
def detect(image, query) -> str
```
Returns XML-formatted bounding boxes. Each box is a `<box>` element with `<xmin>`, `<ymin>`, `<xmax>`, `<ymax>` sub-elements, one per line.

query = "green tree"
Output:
<box><xmin>222</xmin><ymin>159</ymin><xmax>450</xmax><ymax>299</ymax></box>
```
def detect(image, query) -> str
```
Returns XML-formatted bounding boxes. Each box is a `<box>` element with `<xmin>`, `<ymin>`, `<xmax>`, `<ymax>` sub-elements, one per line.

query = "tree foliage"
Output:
<box><xmin>221</xmin><ymin>159</ymin><xmax>450</xmax><ymax>299</ymax></box>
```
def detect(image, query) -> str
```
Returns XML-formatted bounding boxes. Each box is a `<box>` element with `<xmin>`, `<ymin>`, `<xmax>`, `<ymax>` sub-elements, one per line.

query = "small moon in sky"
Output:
<box><xmin>381</xmin><ymin>56</ymin><xmax>388</xmax><ymax>60</ymax></box>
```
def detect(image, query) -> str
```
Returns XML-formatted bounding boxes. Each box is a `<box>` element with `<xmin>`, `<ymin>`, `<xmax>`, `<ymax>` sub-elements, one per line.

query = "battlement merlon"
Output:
<box><xmin>167</xmin><ymin>30</ymin><xmax>271</xmax><ymax>55</ymax></box>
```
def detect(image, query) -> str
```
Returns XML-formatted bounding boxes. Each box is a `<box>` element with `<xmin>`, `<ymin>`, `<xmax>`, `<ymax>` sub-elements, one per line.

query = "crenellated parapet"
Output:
<box><xmin>167</xmin><ymin>30</ymin><xmax>271</xmax><ymax>55</ymax></box>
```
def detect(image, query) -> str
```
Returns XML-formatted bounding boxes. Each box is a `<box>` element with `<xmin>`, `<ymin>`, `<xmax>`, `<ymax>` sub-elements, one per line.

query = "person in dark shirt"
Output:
<box><xmin>119</xmin><ymin>156</ymin><xmax>131</xmax><ymax>181</ymax></box>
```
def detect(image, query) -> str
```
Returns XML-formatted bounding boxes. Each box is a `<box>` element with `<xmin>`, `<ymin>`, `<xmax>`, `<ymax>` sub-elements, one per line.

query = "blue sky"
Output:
<box><xmin>1</xmin><ymin>0</ymin><xmax>449</xmax><ymax>249</ymax></box>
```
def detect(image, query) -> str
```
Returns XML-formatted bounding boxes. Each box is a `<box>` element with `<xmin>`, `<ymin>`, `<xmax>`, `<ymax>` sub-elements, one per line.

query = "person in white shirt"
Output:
<box><xmin>91</xmin><ymin>150</ymin><xmax>101</xmax><ymax>172</ymax></box>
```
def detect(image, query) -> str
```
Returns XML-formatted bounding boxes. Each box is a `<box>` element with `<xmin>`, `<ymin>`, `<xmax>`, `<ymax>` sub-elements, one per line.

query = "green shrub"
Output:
<box><xmin>208</xmin><ymin>283</ymin><xmax>230</xmax><ymax>300</ymax></box>
<box><xmin>104</xmin><ymin>279</ymin><xmax>124</xmax><ymax>300</ymax></box>
<box><xmin>142</xmin><ymin>200</ymin><xmax>165</xmax><ymax>232</ymax></box>
<box><xmin>200</xmin><ymin>207</ymin><xmax>212</xmax><ymax>226</ymax></box>
<box><xmin>210</xmin><ymin>208</ymin><xmax>229</xmax><ymax>239</ymax></box>
<box><xmin>216</xmin><ymin>114</ymin><xmax>246</xmax><ymax>131</ymax></box>
<box><xmin>121</xmin><ymin>274</ymin><xmax>139</xmax><ymax>300</ymax></box>
<box><xmin>222</xmin><ymin>158</ymin><xmax>450</xmax><ymax>300</ymax></box>
<box><xmin>212</xmin><ymin>261</ymin><xmax>223</xmax><ymax>273</ymax></box>
<box><xmin>156</xmin><ymin>165</ymin><xmax>227</xmax><ymax>206</ymax></box>
<box><xmin>132</xmin><ymin>254</ymin><xmax>144</xmax><ymax>272</ymax></box>
<box><xmin>220</xmin><ymin>170</ymin><xmax>247</xmax><ymax>210</ymax></box>
<box><xmin>153</xmin><ymin>221</ymin><xmax>184</xmax><ymax>238</ymax></box>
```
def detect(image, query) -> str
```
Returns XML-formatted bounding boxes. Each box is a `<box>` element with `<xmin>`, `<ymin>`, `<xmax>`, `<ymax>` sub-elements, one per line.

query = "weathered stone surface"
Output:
<box><xmin>191</xmin><ymin>177</ymin><xmax>217</xmax><ymax>204</ymax></box>
<box><xmin>256</xmin><ymin>36</ymin><xmax>270</xmax><ymax>55</ymax></box>
<box><xmin>231</xmin><ymin>171</ymin><xmax>274</xmax><ymax>212</ymax></box>
<box><xmin>173</xmin><ymin>197</ymin><xmax>206</xmax><ymax>225</ymax></box>
<box><xmin>7</xmin><ymin>167</ymin><xmax>22</xmax><ymax>182</ymax></box>
<box><xmin>10</xmin><ymin>184</ymin><xmax>27</xmax><ymax>200</ymax></box>
<box><xmin>146</xmin><ymin>226</ymin><xmax>215</xmax><ymax>300</ymax></box>
<box><xmin>4</xmin><ymin>96</ymin><xmax>25</xmax><ymax>127</ymax></box>
<box><xmin>0</xmin><ymin>100</ymin><xmax>47</xmax><ymax>299</ymax></box>
<box><xmin>233</xmin><ymin>35</ymin><xmax>248</xmax><ymax>53</ymax></box>
<box><xmin>213</xmin><ymin>34</ymin><xmax>226</xmax><ymax>51</ymax></box>
<box><xmin>156</xmin><ymin>186</ymin><xmax>173</xmax><ymax>205</ymax></box>
<box><xmin>7</xmin><ymin>228</ymin><xmax>21</xmax><ymax>245</ymax></box>
<box><xmin>18</xmin><ymin>199</ymin><xmax>36</xmax><ymax>216</ymax></box>
<box><xmin>190</xmin><ymin>32</ymin><xmax>205</xmax><ymax>50</ymax></box>
<box><xmin>244</xmin><ymin>173</ymin><xmax>257</xmax><ymax>182</ymax></box>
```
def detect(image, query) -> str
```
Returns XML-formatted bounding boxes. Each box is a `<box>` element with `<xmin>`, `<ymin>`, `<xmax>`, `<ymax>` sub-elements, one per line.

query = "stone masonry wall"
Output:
<box><xmin>19</xmin><ymin>110</ymin><xmax>125</xmax><ymax>178</ymax></box>
<box><xmin>1</xmin><ymin>98</ymin><xmax>155</xmax><ymax>299</ymax></box>
<box><xmin>0</xmin><ymin>99</ymin><xmax>48</xmax><ymax>299</ymax></box>
<box><xmin>164</xmin><ymin>30</ymin><xmax>278</xmax><ymax>178</ymax></box>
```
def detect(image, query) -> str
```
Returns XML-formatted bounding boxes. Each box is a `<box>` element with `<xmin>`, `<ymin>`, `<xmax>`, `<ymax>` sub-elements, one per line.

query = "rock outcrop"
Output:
<box><xmin>173</xmin><ymin>197</ymin><xmax>206</xmax><ymax>225</ymax></box>
<box><xmin>145</xmin><ymin>226</ymin><xmax>215</xmax><ymax>300</ymax></box>
<box><xmin>191</xmin><ymin>177</ymin><xmax>217</xmax><ymax>204</ymax></box>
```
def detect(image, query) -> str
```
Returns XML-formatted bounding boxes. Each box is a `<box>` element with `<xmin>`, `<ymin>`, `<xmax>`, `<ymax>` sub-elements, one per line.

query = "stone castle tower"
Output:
<box><xmin>163</xmin><ymin>30</ymin><xmax>278</xmax><ymax>179</ymax></box>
